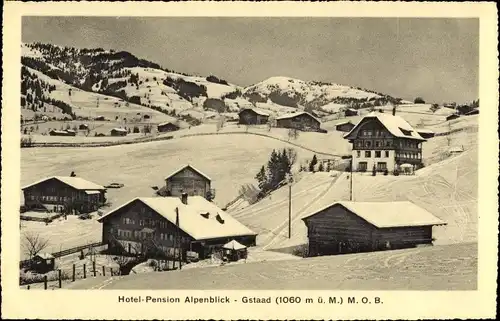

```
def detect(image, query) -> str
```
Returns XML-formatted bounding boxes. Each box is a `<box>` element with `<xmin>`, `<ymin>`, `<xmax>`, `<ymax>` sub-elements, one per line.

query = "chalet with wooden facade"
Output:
<box><xmin>22</xmin><ymin>176</ymin><xmax>107</xmax><ymax>214</ymax></box>
<box><xmin>97</xmin><ymin>194</ymin><xmax>257</xmax><ymax>259</ymax></box>
<box><xmin>238</xmin><ymin>108</ymin><xmax>270</xmax><ymax>125</ymax></box>
<box><xmin>110</xmin><ymin>128</ymin><xmax>128</xmax><ymax>136</ymax></box>
<box><xmin>302</xmin><ymin>201</ymin><xmax>446</xmax><ymax>257</ymax></box>
<box><xmin>276</xmin><ymin>111</ymin><xmax>321</xmax><ymax>131</ymax></box>
<box><xmin>49</xmin><ymin>129</ymin><xmax>76</xmax><ymax>137</ymax></box>
<box><xmin>343</xmin><ymin>112</ymin><xmax>426</xmax><ymax>173</ymax></box>
<box><xmin>335</xmin><ymin>121</ymin><xmax>355</xmax><ymax>132</ymax></box>
<box><xmin>416</xmin><ymin>128</ymin><xmax>435</xmax><ymax>139</ymax></box>
<box><xmin>157</xmin><ymin>122</ymin><xmax>180</xmax><ymax>133</ymax></box>
<box><xmin>165</xmin><ymin>165</ymin><xmax>214</xmax><ymax>200</ymax></box>
<box><xmin>344</xmin><ymin>108</ymin><xmax>359</xmax><ymax>117</ymax></box>
<box><xmin>446</xmin><ymin>114</ymin><xmax>460</xmax><ymax>121</ymax></box>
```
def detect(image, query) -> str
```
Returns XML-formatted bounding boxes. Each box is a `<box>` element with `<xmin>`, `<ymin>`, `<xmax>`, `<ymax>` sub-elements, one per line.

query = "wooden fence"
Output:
<box><xmin>20</xmin><ymin>241</ymin><xmax>105</xmax><ymax>268</ymax></box>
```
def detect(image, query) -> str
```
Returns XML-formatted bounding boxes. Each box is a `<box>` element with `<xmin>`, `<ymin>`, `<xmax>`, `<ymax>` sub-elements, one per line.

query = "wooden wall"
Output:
<box><xmin>166</xmin><ymin>167</ymin><xmax>210</xmax><ymax>198</ymax></box>
<box><xmin>304</xmin><ymin>204</ymin><xmax>434</xmax><ymax>256</ymax></box>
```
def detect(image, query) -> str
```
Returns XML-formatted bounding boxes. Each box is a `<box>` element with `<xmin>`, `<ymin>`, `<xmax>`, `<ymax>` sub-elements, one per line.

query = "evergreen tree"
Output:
<box><xmin>255</xmin><ymin>165</ymin><xmax>267</xmax><ymax>191</ymax></box>
<box><xmin>309</xmin><ymin>154</ymin><xmax>318</xmax><ymax>172</ymax></box>
<box><xmin>318</xmin><ymin>162</ymin><xmax>324</xmax><ymax>172</ymax></box>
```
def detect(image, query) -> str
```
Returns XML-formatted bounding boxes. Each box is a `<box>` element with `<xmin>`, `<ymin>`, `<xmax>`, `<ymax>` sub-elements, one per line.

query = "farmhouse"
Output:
<box><xmin>94</xmin><ymin>116</ymin><xmax>106</xmax><ymax>121</ymax></box>
<box><xmin>465</xmin><ymin>109</ymin><xmax>479</xmax><ymax>116</ymax></box>
<box><xmin>302</xmin><ymin>201</ymin><xmax>446</xmax><ymax>257</ymax></box>
<box><xmin>110</xmin><ymin>128</ymin><xmax>128</xmax><ymax>136</ymax></box>
<box><xmin>344</xmin><ymin>108</ymin><xmax>359</xmax><ymax>117</ymax></box>
<box><xmin>343</xmin><ymin>112</ymin><xmax>426</xmax><ymax>173</ymax></box>
<box><xmin>238</xmin><ymin>108</ymin><xmax>270</xmax><ymax>125</ymax></box>
<box><xmin>79</xmin><ymin>124</ymin><xmax>89</xmax><ymax>130</ymax></box>
<box><xmin>97</xmin><ymin>194</ymin><xmax>257</xmax><ymax>259</ymax></box>
<box><xmin>276</xmin><ymin>111</ymin><xmax>321</xmax><ymax>131</ymax></box>
<box><xmin>416</xmin><ymin>128</ymin><xmax>435</xmax><ymax>139</ymax></box>
<box><xmin>49</xmin><ymin>129</ymin><xmax>76</xmax><ymax>137</ymax></box>
<box><xmin>22</xmin><ymin>176</ymin><xmax>107</xmax><ymax>214</ymax></box>
<box><xmin>446</xmin><ymin>114</ymin><xmax>460</xmax><ymax>121</ymax></box>
<box><xmin>158</xmin><ymin>121</ymin><xmax>180</xmax><ymax>133</ymax></box>
<box><xmin>335</xmin><ymin>121</ymin><xmax>355</xmax><ymax>132</ymax></box>
<box><xmin>165</xmin><ymin>164</ymin><xmax>214</xmax><ymax>200</ymax></box>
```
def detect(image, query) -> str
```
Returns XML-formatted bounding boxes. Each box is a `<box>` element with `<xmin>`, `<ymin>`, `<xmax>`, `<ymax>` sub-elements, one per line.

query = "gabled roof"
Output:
<box><xmin>343</xmin><ymin>112</ymin><xmax>426</xmax><ymax>141</ymax></box>
<box><xmin>158</xmin><ymin>121</ymin><xmax>180</xmax><ymax>127</ymax></box>
<box><xmin>239</xmin><ymin>108</ymin><xmax>270</xmax><ymax>117</ymax></box>
<box><xmin>223</xmin><ymin>239</ymin><xmax>247</xmax><ymax>250</ymax></box>
<box><xmin>302</xmin><ymin>201</ymin><xmax>446</xmax><ymax>228</ymax></box>
<box><xmin>165</xmin><ymin>164</ymin><xmax>211</xmax><ymax>181</ymax></box>
<box><xmin>111</xmin><ymin>127</ymin><xmax>127</xmax><ymax>132</ymax></box>
<box><xmin>21</xmin><ymin>176</ymin><xmax>106</xmax><ymax>191</ymax></box>
<box><xmin>98</xmin><ymin>196</ymin><xmax>257</xmax><ymax>240</ymax></box>
<box><xmin>35</xmin><ymin>252</ymin><xmax>54</xmax><ymax>260</ymax></box>
<box><xmin>276</xmin><ymin>111</ymin><xmax>320</xmax><ymax>122</ymax></box>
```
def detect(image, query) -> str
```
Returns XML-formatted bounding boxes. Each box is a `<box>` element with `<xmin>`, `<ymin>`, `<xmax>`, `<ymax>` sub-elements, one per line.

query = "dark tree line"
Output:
<box><xmin>255</xmin><ymin>148</ymin><xmax>297</xmax><ymax>199</ymax></box>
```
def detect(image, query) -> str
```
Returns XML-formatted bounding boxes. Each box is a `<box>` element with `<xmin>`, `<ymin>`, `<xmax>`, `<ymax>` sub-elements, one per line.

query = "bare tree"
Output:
<box><xmin>267</xmin><ymin>115</ymin><xmax>277</xmax><ymax>131</ymax></box>
<box><xmin>287</xmin><ymin>127</ymin><xmax>300</xmax><ymax>141</ymax></box>
<box><xmin>22</xmin><ymin>232</ymin><xmax>50</xmax><ymax>261</ymax></box>
<box><xmin>216</xmin><ymin>115</ymin><xmax>226</xmax><ymax>132</ymax></box>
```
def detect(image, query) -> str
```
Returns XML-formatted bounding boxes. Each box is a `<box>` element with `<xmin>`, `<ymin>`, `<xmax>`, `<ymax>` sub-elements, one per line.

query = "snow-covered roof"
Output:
<box><xmin>35</xmin><ymin>252</ymin><xmax>54</xmax><ymax>260</ymax></box>
<box><xmin>165</xmin><ymin>164</ymin><xmax>211</xmax><ymax>181</ymax></box>
<box><xmin>50</xmin><ymin>130</ymin><xmax>70</xmax><ymax>134</ymax></box>
<box><xmin>158</xmin><ymin>121</ymin><xmax>179</xmax><ymax>127</ymax></box>
<box><xmin>343</xmin><ymin>112</ymin><xmax>426</xmax><ymax>141</ymax></box>
<box><xmin>303</xmin><ymin>201</ymin><xmax>446</xmax><ymax>228</ymax></box>
<box><xmin>22</xmin><ymin>176</ymin><xmax>106</xmax><ymax>191</ymax></box>
<box><xmin>111</xmin><ymin>127</ymin><xmax>127</xmax><ymax>132</ymax></box>
<box><xmin>223</xmin><ymin>239</ymin><xmax>247</xmax><ymax>250</ymax></box>
<box><xmin>449</xmin><ymin>146</ymin><xmax>464</xmax><ymax>153</ymax></box>
<box><xmin>239</xmin><ymin>108</ymin><xmax>270</xmax><ymax>117</ymax></box>
<box><xmin>276</xmin><ymin>111</ymin><xmax>320</xmax><ymax>122</ymax></box>
<box><xmin>98</xmin><ymin>196</ymin><xmax>257</xmax><ymax>240</ymax></box>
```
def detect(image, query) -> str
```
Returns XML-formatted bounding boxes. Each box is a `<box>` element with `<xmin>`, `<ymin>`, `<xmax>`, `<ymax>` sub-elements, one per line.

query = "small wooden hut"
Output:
<box><xmin>222</xmin><ymin>240</ymin><xmax>248</xmax><ymax>262</ymax></box>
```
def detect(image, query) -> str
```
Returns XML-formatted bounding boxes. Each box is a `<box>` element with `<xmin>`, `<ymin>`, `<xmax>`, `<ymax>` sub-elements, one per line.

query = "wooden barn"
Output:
<box><xmin>165</xmin><ymin>165</ymin><xmax>214</xmax><ymax>200</ymax></box>
<box><xmin>79</xmin><ymin>124</ymin><xmax>89</xmax><ymax>130</ymax></box>
<box><xmin>465</xmin><ymin>109</ymin><xmax>479</xmax><ymax>116</ymax></box>
<box><xmin>335</xmin><ymin>121</ymin><xmax>355</xmax><ymax>132</ymax></box>
<box><xmin>32</xmin><ymin>253</ymin><xmax>55</xmax><ymax>273</ymax></box>
<box><xmin>110</xmin><ymin>128</ymin><xmax>128</xmax><ymax>136</ymax></box>
<box><xmin>416</xmin><ymin>129</ymin><xmax>435</xmax><ymax>139</ymax></box>
<box><xmin>22</xmin><ymin>176</ymin><xmax>107</xmax><ymax>214</ymax></box>
<box><xmin>238</xmin><ymin>108</ymin><xmax>270</xmax><ymax>125</ymax></box>
<box><xmin>49</xmin><ymin>129</ymin><xmax>76</xmax><ymax>137</ymax></box>
<box><xmin>446</xmin><ymin>114</ymin><xmax>460</xmax><ymax>121</ymax></box>
<box><xmin>157</xmin><ymin>121</ymin><xmax>180</xmax><ymax>133</ymax></box>
<box><xmin>97</xmin><ymin>194</ymin><xmax>257</xmax><ymax>260</ymax></box>
<box><xmin>302</xmin><ymin>201</ymin><xmax>446</xmax><ymax>257</ymax></box>
<box><xmin>276</xmin><ymin>111</ymin><xmax>321</xmax><ymax>131</ymax></box>
<box><xmin>344</xmin><ymin>108</ymin><xmax>359</xmax><ymax>117</ymax></box>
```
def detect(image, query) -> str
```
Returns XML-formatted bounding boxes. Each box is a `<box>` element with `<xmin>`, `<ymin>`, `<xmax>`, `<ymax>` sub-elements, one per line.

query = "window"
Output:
<box><xmin>358</xmin><ymin>162</ymin><xmax>368</xmax><ymax>171</ymax></box>
<box><xmin>356</xmin><ymin>151</ymin><xmax>361</xmax><ymax>157</ymax></box>
<box><xmin>385</xmin><ymin>151</ymin><xmax>390</xmax><ymax>158</ymax></box>
<box><xmin>377</xmin><ymin>162</ymin><xmax>387</xmax><ymax>171</ymax></box>
<box><xmin>375</xmin><ymin>141</ymin><xmax>380</xmax><ymax>147</ymax></box>
<box><xmin>365</xmin><ymin>151</ymin><xmax>371</xmax><ymax>158</ymax></box>
<box><xmin>375</xmin><ymin>151</ymin><xmax>381</xmax><ymax>158</ymax></box>
<box><xmin>169</xmin><ymin>235</ymin><xmax>174</xmax><ymax>241</ymax></box>
<box><xmin>365</xmin><ymin>141</ymin><xmax>372</xmax><ymax>148</ymax></box>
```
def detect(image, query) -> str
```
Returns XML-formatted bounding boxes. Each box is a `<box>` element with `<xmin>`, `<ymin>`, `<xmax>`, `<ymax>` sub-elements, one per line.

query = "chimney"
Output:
<box><xmin>181</xmin><ymin>192</ymin><xmax>188</xmax><ymax>205</ymax></box>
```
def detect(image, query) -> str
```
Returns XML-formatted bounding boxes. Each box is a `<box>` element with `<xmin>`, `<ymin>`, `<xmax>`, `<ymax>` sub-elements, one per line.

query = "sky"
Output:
<box><xmin>22</xmin><ymin>17</ymin><xmax>479</xmax><ymax>104</ymax></box>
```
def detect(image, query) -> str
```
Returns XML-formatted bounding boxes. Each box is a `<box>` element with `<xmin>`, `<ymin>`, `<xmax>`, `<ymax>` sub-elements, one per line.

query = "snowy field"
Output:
<box><xmin>64</xmin><ymin>242</ymin><xmax>476</xmax><ymax>290</ymax></box>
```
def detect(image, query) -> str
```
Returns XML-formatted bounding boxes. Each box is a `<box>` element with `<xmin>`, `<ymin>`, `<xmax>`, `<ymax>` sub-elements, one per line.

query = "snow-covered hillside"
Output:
<box><xmin>21</xmin><ymin>42</ymin><xmax>407</xmax><ymax>123</ymax></box>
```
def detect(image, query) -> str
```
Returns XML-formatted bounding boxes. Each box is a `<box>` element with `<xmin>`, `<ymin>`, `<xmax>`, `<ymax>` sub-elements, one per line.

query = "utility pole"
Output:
<box><xmin>350</xmin><ymin>157</ymin><xmax>353</xmax><ymax>201</ymax></box>
<box><xmin>175</xmin><ymin>207</ymin><xmax>182</xmax><ymax>270</ymax></box>
<box><xmin>288</xmin><ymin>183</ymin><xmax>292</xmax><ymax>239</ymax></box>
<box><xmin>287</xmin><ymin>174</ymin><xmax>293</xmax><ymax>239</ymax></box>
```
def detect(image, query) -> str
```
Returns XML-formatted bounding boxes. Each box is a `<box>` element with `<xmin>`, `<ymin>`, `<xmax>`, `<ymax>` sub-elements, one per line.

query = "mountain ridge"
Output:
<box><xmin>21</xmin><ymin>42</ymin><xmax>405</xmax><ymax>122</ymax></box>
